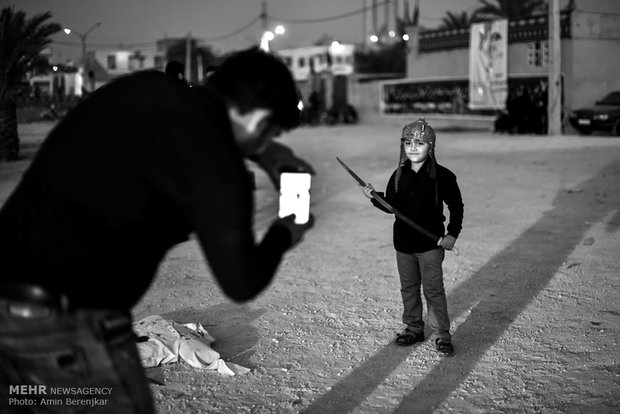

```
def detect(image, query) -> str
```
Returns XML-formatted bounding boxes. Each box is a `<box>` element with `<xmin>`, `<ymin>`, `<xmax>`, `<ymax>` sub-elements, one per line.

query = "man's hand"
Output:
<box><xmin>275</xmin><ymin>214</ymin><xmax>315</xmax><ymax>247</ymax></box>
<box><xmin>253</xmin><ymin>141</ymin><xmax>315</xmax><ymax>189</ymax></box>
<box><xmin>438</xmin><ymin>235</ymin><xmax>457</xmax><ymax>250</ymax></box>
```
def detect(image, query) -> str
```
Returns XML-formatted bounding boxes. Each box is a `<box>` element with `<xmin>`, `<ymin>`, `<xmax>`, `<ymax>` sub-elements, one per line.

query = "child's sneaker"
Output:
<box><xmin>395</xmin><ymin>329</ymin><xmax>424</xmax><ymax>347</ymax></box>
<box><xmin>435</xmin><ymin>338</ymin><xmax>454</xmax><ymax>356</ymax></box>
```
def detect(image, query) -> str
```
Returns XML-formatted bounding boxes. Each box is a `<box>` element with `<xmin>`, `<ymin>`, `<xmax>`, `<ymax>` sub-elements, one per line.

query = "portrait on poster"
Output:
<box><xmin>469</xmin><ymin>19</ymin><xmax>508</xmax><ymax>110</ymax></box>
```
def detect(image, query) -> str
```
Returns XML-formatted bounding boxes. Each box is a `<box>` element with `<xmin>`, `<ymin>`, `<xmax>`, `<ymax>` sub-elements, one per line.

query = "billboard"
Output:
<box><xmin>469</xmin><ymin>19</ymin><xmax>508</xmax><ymax>110</ymax></box>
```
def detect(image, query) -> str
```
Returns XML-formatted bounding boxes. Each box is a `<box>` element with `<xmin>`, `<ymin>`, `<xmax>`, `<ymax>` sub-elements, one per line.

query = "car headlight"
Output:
<box><xmin>593</xmin><ymin>114</ymin><xmax>609</xmax><ymax>120</ymax></box>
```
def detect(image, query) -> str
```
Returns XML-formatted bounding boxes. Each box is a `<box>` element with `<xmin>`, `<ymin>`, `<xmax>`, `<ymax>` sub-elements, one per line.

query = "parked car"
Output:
<box><xmin>568</xmin><ymin>91</ymin><xmax>620</xmax><ymax>136</ymax></box>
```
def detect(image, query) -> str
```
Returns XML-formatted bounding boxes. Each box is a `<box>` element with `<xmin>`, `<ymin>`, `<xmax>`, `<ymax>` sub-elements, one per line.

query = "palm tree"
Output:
<box><xmin>402</xmin><ymin>0</ymin><xmax>420</xmax><ymax>27</ymax></box>
<box><xmin>439</xmin><ymin>11</ymin><xmax>475</xmax><ymax>30</ymax></box>
<box><xmin>473</xmin><ymin>0</ymin><xmax>546</xmax><ymax>21</ymax></box>
<box><xmin>0</xmin><ymin>7</ymin><xmax>60</xmax><ymax>162</ymax></box>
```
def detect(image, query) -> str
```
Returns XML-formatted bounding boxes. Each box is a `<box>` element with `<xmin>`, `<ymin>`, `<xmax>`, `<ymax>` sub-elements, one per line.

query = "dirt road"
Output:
<box><xmin>4</xmin><ymin>121</ymin><xmax>620</xmax><ymax>413</ymax></box>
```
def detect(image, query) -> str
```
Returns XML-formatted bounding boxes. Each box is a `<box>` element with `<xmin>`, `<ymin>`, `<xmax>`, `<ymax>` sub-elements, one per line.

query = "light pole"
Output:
<box><xmin>63</xmin><ymin>22</ymin><xmax>102</xmax><ymax>70</ymax></box>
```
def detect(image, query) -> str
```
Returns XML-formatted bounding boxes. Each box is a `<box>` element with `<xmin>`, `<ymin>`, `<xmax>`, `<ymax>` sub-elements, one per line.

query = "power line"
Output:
<box><xmin>52</xmin><ymin>39</ymin><xmax>158</xmax><ymax>48</ymax></box>
<box><xmin>203</xmin><ymin>15</ymin><xmax>262</xmax><ymax>41</ymax></box>
<box><xmin>47</xmin><ymin>0</ymin><xmax>495</xmax><ymax>51</ymax></box>
<box><xmin>269</xmin><ymin>0</ymin><xmax>392</xmax><ymax>24</ymax></box>
<box><xmin>50</xmin><ymin>15</ymin><xmax>261</xmax><ymax>50</ymax></box>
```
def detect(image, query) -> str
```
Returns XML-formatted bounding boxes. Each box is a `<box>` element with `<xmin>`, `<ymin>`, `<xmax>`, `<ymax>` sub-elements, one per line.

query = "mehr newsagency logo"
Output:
<box><xmin>8</xmin><ymin>385</ymin><xmax>112</xmax><ymax>408</ymax></box>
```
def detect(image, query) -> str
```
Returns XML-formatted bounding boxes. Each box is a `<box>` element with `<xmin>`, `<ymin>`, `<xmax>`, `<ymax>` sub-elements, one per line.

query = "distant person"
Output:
<box><xmin>358</xmin><ymin>118</ymin><xmax>463</xmax><ymax>356</ymax></box>
<box><xmin>204</xmin><ymin>64</ymin><xmax>219</xmax><ymax>80</ymax></box>
<box><xmin>81</xmin><ymin>69</ymin><xmax>97</xmax><ymax>95</ymax></box>
<box><xmin>514</xmin><ymin>85</ymin><xmax>535</xmax><ymax>134</ymax></box>
<box><xmin>0</xmin><ymin>47</ymin><xmax>314</xmax><ymax>414</ymax></box>
<box><xmin>307</xmin><ymin>90</ymin><xmax>322</xmax><ymax>125</ymax></box>
<box><xmin>165</xmin><ymin>60</ymin><xmax>186</xmax><ymax>85</ymax></box>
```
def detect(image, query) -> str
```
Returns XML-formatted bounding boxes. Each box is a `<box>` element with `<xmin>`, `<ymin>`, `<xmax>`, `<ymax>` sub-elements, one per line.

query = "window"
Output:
<box><xmin>107</xmin><ymin>55</ymin><xmax>116</xmax><ymax>70</ymax></box>
<box><xmin>527</xmin><ymin>41</ymin><xmax>548</xmax><ymax>68</ymax></box>
<box><xmin>298</xmin><ymin>57</ymin><xmax>306</xmax><ymax>68</ymax></box>
<box><xmin>283</xmin><ymin>57</ymin><xmax>293</xmax><ymax>67</ymax></box>
<box><xmin>154</xmin><ymin>56</ymin><xmax>164</xmax><ymax>70</ymax></box>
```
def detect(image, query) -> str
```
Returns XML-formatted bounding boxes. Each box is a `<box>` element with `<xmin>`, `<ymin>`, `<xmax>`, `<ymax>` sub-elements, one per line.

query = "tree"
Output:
<box><xmin>473</xmin><ymin>0</ymin><xmax>547</xmax><ymax>21</ymax></box>
<box><xmin>0</xmin><ymin>7</ymin><xmax>60</xmax><ymax>162</ymax></box>
<box><xmin>402</xmin><ymin>0</ymin><xmax>420</xmax><ymax>27</ymax></box>
<box><xmin>439</xmin><ymin>11</ymin><xmax>475</xmax><ymax>30</ymax></box>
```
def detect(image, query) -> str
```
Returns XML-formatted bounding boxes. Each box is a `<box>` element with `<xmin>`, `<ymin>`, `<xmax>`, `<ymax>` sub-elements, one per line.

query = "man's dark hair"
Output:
<box><xmin>207</xmin><ymin>47</ymin><xmax>300</xmax><ymax>130</ymax></box>
<box><xmin>165</xmin><ymin>61</ymin><xmax>185</xmax><ymax>80</ymax></box>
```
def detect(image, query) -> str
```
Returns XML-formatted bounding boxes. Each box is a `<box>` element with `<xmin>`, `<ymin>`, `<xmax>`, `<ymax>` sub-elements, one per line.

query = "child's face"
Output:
<box><xmin>403</xmin><ymin>139</ymin><xmax>430</xmax><ymax>164</ymax></box>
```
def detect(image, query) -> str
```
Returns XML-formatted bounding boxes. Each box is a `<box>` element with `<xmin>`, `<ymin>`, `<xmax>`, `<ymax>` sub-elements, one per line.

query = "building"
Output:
<box><xmin>373</xmin><ymin>4</ymin><xmax>620</xmax><ymax>131</ymax></box>
<box><xmin>277</xmin><ymin>43</ymin><xmax>355</xmax><ymax>112</ymax></box>
<box><xmin>277</xmin><ymin>43</ymin><xmax>355</xmax><ymax>82</ymax></box>
<box><xmin>83</xmin><ymin>48</ymin><xmax>165</xmax><ymax>92</ymax></box>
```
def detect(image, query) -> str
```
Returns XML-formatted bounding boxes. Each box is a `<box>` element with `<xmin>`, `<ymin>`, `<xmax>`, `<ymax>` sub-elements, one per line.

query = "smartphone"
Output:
<box><xmin>278</xmin><ymin>172</ymin><xmax>311</xmax><ymax>224</ymax></box>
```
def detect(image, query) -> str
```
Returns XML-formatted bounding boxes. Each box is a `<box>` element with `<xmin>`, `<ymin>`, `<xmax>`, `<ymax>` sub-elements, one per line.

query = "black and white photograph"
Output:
<box><xmin>1</xmin><ymin>0</ymin><xmax>619</xmax><ymax>412</ymax></box>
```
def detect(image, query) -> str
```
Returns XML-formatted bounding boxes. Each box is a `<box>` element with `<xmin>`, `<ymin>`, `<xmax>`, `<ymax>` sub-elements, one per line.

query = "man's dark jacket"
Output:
<box><xmin>0</xmin><ymin>70</ymin><xmax>290</xmax><ymax>308</ymax></box>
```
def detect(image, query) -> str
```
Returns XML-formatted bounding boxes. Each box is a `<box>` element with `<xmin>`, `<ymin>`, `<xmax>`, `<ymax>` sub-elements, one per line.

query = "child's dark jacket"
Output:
<box><xmin>372</xmin><ymin>159</ymin><xmax>463</xmax><ymax>253</ymax></box>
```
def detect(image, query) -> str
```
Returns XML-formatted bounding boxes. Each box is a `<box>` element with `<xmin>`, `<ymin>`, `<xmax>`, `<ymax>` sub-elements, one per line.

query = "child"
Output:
<box><xmin>359</xmin><ymin>118</ymin><xmax>463</xmax><ymax>356</ymax></box>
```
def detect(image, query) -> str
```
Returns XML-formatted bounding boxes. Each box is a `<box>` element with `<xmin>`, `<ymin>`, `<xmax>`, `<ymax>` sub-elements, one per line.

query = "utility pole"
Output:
<box><xmin>362</xmin><ymin>0</ymin><xmax>367</xmax><ymax>50</ymax></box>
<box><xmin>394</xmin><ymin>0</ymin><xmax>399</xmax><ymax>36</ymax></box>
<box><xmin>372</xmin><ymin>0</ymin><xmax>377</xmax><ymax>36</ymax></box>
<box><xmin>185</xmin><ymin>32</ymin><xmax>191</xmax><ymax>82</ymax></box>
<box><xmin>548</xmin><ymin>0</ymin><xmax>562</xmax><ymax>135</ymax></box>
<box><xmin>261</xmin><ymin>1</ymin><xmax>268</xmax><ymax>33</ymax></box>
<box><xmin>66</xmin><ymin>22</ymin><xmax>101</xmax><ymax>72</ymax></box>
<box><xmin>384</xmin><ymin>0</ymin><xmax>390</xmax><ymax>35</ymax></box>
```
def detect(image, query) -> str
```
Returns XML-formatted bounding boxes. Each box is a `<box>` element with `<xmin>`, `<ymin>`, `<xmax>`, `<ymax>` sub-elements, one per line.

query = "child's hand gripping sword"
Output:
<box><xmin>337</xmin><ymin>157</ymin><xmax>459</xmax><ymax>256</ymax></box>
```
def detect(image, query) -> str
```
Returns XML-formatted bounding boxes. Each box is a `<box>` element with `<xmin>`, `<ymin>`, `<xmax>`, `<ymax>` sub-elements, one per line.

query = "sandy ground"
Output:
<box><xmin>3</xmin><ymin>120</ymin><xmax>620</xmax><ymax>413</ymax></box>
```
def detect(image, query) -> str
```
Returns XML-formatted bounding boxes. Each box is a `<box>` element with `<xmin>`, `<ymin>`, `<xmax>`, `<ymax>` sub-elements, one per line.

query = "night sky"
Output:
<box><xmin>7</xmin><ymin>0</ymin><xmax>609</xmax><ymax>62</ymax></box>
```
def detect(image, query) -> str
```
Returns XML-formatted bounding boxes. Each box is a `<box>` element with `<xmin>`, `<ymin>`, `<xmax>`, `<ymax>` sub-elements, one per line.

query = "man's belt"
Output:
<box><xmin>0</xmin><ymin>283</ymin><xmax>133</xmax><ymax>346</ymax></box>
<box><xmin>0</xmin><ymin>282</ymin><xmax>69</xmax><ymax>317</ymax></box>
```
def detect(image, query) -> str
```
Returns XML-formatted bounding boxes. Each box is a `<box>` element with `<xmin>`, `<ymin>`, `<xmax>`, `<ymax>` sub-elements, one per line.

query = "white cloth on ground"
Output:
<box><xmin>133</xmin><ymin>315</ymin><xmax>250</xmax><ymax>376</ymax></box>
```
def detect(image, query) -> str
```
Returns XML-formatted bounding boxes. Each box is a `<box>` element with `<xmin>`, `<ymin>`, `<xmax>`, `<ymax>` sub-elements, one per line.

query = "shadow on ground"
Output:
<box><xmin>304</xmin><ymin>159</ymin><xmax>620</xmax><ymax>414</ymax></box>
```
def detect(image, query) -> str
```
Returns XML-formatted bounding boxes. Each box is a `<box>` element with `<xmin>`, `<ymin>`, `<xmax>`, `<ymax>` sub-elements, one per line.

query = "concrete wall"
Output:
<box><xmin>348</xmin><ymin>77</ymin><xmax>382</xmax><ymax>121</ymax></box>
<box><xmin>351</xmin><ymin>9</ymin><xmax>620</xmax><ymax>129</ymax></box>
<box><xmin>565</xmin><ymin>12</ymin><xmax>620</xmax><ymax>109</ymax></box>
<box><xmin>348</xmin><ymin>76</ymin><xmax>494</xmax><ymax>130</ymax></box>
<box><xmin>408</xmin><ymin>48</ymin><xmax>469</xmax><ymax>79</ymax></box>
<box><xmin>400</xmin><ymin>10</ymin><xmax>620</xmax><ymax>130</ymax></box>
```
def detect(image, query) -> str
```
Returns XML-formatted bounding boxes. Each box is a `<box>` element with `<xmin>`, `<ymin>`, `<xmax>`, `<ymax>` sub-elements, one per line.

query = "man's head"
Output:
<box><xmin>207</xmin><ymin>47</ymin><xmax>301</xmax><ymax>156</ymax></box>
<box><xmin>165</xmin><ymin>61</ymin><xmax>185</xmax><ymax>81</ymax></box>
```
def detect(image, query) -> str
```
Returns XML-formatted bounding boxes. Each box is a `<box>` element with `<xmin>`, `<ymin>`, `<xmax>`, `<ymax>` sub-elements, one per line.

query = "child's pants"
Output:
<box><xmin>396</xmin><ymin>248</ymin><xmax>451</xmax><ymax>341</ymax></box>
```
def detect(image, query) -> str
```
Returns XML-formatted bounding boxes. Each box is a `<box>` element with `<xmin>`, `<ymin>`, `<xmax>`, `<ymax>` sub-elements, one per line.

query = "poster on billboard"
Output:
<box><xmin>469</xmin><ymin>19</ymin><xmax>508</xmax><ymax>110</ymax></box>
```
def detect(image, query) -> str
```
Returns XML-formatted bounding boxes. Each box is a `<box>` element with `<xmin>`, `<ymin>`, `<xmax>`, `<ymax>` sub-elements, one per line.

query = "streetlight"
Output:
<box><xmin>64</xmin><ymin>22</ymin><xmax>102</xmax><ymax>70</ymax></box>
<box><xmin>260</xmin><ymin>24</ymin><xmax>285</xmax><ymax>52</ymax></box>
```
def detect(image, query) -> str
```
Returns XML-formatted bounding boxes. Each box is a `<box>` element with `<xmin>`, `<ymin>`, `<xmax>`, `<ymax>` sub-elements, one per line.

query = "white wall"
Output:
<box><xmin>566</xmin><ymin>11</ymin><xmax>620</xmax><ymax>108</ymax></box>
